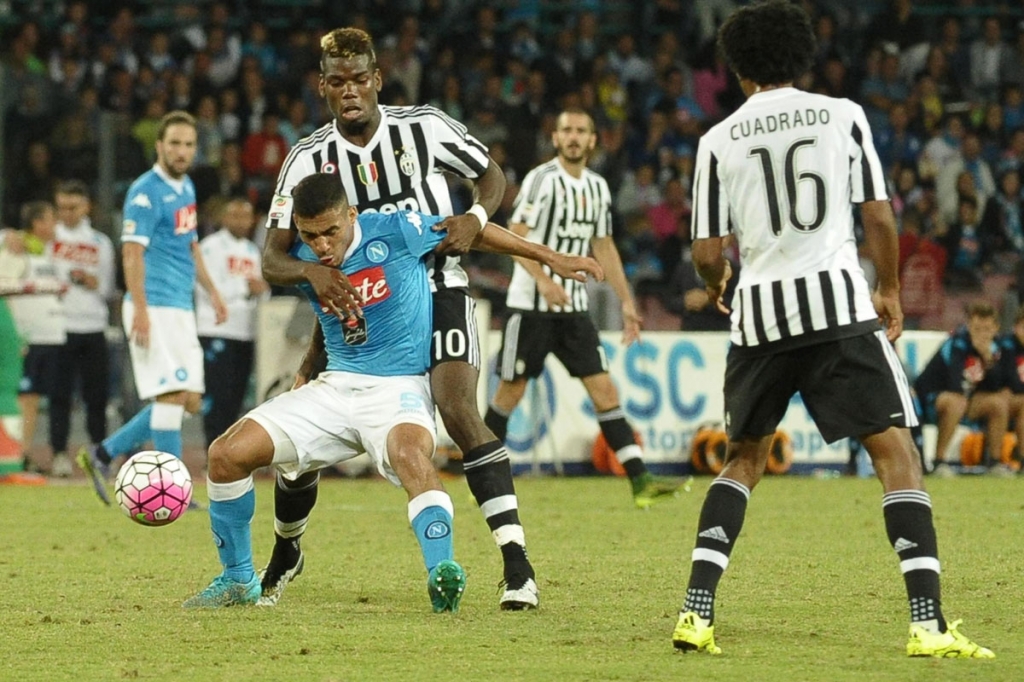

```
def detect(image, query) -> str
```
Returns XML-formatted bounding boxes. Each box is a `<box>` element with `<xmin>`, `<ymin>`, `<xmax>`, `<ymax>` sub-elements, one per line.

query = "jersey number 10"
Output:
<box><xmin>748</xmin><ymin>138</ymin><xmax>826</xmax><ymax>236</ymax></box>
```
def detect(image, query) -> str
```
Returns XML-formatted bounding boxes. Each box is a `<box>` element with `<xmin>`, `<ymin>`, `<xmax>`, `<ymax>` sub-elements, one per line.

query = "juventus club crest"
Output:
<box><xmin>357</xmin><ymin>161</ymin><xmax>378</xmax><ymax>185</ymax></box>
<box><xmin>399</xmin><ymin>150</ymin><xmax>417</xmax><ymax>176</ymax></box>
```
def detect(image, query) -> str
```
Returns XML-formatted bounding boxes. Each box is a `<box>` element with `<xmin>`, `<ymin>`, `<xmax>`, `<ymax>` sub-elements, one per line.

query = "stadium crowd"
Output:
<box><xmin>4</xmin><ymin>0</ymin><xmax>1024</xmax><ymax>477</ymax></box>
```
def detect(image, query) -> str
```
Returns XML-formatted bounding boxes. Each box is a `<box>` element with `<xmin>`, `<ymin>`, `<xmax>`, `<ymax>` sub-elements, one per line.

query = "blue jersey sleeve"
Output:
<box><xmin>398</xmin><ymin>211</ymin><xmax>446</xmax><ymax>257</ymax></box>
<box><xmin>122</xmin><ymin>184</ymin><xmax>158</xmax><ymax>247</ymax></box>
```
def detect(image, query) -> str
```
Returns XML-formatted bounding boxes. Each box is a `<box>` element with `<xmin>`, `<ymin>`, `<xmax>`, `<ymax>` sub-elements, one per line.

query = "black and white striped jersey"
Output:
<box><xmin>506</xmin><ymin>159</ymin><xmax>612</xmax><ymax>313</ymax></box>
<box><xmin>266</xmin><ymin>104</ymin><xmax>490</xmax><ymax>291</ymax></box>
<box><xmin>691</xmin><ymin>87</ymin><xmax>888</xmax><ymax>351</ymax></box>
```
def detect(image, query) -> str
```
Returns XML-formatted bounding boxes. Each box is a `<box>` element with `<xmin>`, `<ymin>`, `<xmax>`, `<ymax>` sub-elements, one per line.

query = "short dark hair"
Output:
<box><xmin>717</xmin><ymin>0</ymin><xmax>816</xmax><ymax>86</ymax></box>
<box><xmin>20</xmin><ymin>200</ymin><xmax>52</xmax><ymax>230</ymax></box>
<box><xmin>558</xmin><ymin>107</ymin><xmax>595</xmax><ymax>133</ymax></box>
<box><xmin>320</xmin><ymin>27</ymin><xmax>377</xmax><ymax>71</ymax></box>
<box><xmin>292</xmin><ymin>173</ymin><xmax>348</xmax><ymax>219</ymax></box>
<box><xmin>55</xmin><ymin>179</ymin><xmax>90</xmax><ymax>198</ymax></box>
<box><xmin>157</xmin><ymin>110</ymin><xmax>196</xmax><ymax>141</ymax></box>
<box><xmin>966</xmin><ymin>301</ymin><xmax>996</xmax><ymax>319</ymax></box>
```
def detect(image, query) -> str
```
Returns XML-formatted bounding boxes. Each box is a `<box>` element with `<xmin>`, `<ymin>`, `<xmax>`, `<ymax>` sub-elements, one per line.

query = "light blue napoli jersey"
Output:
<box><xmin>293</xmin><ymin>211</ymin><xmax>446</xmax><ymax>376</ymax></box>
<box><xmin>121</xmin><ymin>166</ymin><xmax>199</xmax><ymax>310</ymax></box>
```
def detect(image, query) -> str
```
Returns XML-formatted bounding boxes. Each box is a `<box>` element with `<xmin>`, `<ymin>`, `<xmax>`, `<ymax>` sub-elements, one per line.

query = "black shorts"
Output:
<box><xmin>19</xmin><ymin>344</ymin><xmax>60</xmax><ymax>396</ymax></box>
<box><xmin>431</xmin><ymin>288</ymin><xmax>481</xmax><ymax>370</ymax></box>
<box><xmin>496</xmin><ymin>311</ymin><xmax>607</xmax><ymax>381</ymax></box>
<box><xmin>724</xmin><ymin>330</ymin><xmax>917</xmax><ymax>443</ymax></box>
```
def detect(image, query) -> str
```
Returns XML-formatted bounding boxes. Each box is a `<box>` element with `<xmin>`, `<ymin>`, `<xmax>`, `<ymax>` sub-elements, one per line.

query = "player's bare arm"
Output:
<box><xmin>122</xmin><ymin>242</ymin><xmax>150</xmax><ymax>349</ymax></box>
<box><xmin>192</xmin><ymin>241</ymin><xmax>228</xmax><ymax>325</ymax></box>
<box><xmin>590</xmin><ymin>235</ymin><xmax>643</xmax><ymax>345</ymax></box>
<box><xmin>293</xmin><ymin>317</ymin><xmax>324</xmax><ymax>390</ymax></box>
<box><xmin>433</xmin><ymin>158</ymin><xmax>506</xmax><ymax>255</ymax></box>
<box><xmin>472</xmin><ymin>222</ymin><xmax>604</xmax><ymax>283</ymax></box>
<box><xmin>861</xmin><ymin>200</ymin><xmax>903</xmax><ymax>342</ymax></box>
<box><xmin>262</xmin><ymin>228</ymin><xmax>364</xmax><ymax>319</ymax></box>
<box><xmin>505</xmin><ymin>222</ymin><xmax>571</xmax><ymax>307</ymax></box>
<box><xmin>691</xmin><ymin>237</ymin><xmax>732</xmax><ymax>316</ymax></box>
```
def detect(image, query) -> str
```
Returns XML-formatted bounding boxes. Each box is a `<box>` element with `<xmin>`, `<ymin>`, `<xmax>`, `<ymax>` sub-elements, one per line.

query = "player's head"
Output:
<box><xmin>20</xmin><ymin>200</ymin><xmax>56</xmax><ymax>241</ymax></box>
<box><xmin>54</xmin><ymin>179</ymin><xmax>91</xmax><ymax>227</ymax></box>
<box><xmin>718</xmin><ymin>0</ymin><xmax>816</xmax><ymax>91</ymax></box>
<box><xmin>292</xmin><ymin>172</ymin><xmax>357</xmax><ymax>267</ymax></box>
<box><xmin>965</xmin><ymin>301</ymin><xmax>999</xmax><ymax>350</ymax></box>
<box><xmin>221</xmin><ymin>197</ymin><xmax>255</xmax><ymax>239</ymax></box>
<box><xmin>155</xmin><ymin>110</ymin><xmax>197</xmax><ymax>179</ymax></box>
<box><xmin>319</xmin><ymin>28</ymin><xmax>382</xmax><ymax>134</ymax></box>
<box><xmin>553</xmin><ymin>108</ymin><xmax>596</xmax><ymax>164</ymax></box>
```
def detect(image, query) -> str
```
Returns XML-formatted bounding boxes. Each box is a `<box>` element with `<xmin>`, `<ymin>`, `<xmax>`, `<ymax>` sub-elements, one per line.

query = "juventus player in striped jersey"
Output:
<box><xmin>258</xmin><ymin>28</ymin><xmax>539</xmax><ymax>610</ymax></box>
<box><xmin>671</xmin><ymin>1</ymin><xmax>992</xmax><ymax>659</ymax></box>
<box><xmin>484</xmin><ymin>109</ymin><xmax>686</xmax><ymax>508</ymax></box>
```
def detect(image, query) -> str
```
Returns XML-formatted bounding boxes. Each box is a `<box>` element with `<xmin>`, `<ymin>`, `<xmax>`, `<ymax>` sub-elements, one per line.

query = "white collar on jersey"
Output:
<box><xmin>152</xmin><ymin>163</ymin><xmax>186</xmax><ymax>194</ymax></box>
<box><xmin>332</xmin><ymin>106</ymin><xmax>389</xmax><ymax>152</ymax></box>
<box><xmin>748</xmin><ymin>86</ymin><xmax>799</xmax><ymax>100</ymax></box>
<box><xmin>342</xmin><ymin>219</ymin><xmax>363</xmax><ymax>263</ymax></box>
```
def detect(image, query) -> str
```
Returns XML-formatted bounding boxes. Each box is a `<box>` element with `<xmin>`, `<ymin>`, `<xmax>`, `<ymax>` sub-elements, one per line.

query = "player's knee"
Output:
<box><xmin>183</xmin><ymin>392</ymin><xmax>203</xmax><ymax>415</ymax></box>
<box><xmin>207</xmin><ymin>434</ymin><xmax>247</xmax><ymax>482</ymax></box>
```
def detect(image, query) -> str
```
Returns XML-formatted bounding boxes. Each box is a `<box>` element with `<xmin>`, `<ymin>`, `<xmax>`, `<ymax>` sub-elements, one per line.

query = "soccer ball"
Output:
<box><xmin>114</xmin><ymin>451</ymin><xmax>193</xmax><ymax>526</ymax></box>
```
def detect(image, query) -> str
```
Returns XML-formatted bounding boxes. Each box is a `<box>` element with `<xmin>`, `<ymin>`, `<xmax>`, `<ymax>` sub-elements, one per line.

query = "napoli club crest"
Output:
<box><xmin>366</xmin><ymin>240</ymin><xmax>389</xmax><ymax>263</ymax></box>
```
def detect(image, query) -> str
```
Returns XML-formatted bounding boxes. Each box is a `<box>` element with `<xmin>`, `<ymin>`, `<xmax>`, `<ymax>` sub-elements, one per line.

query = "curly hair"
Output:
<box><xmin>320</xmin><ymin>27</ymin><xmax>377</xmax><ymax>71</ymax></box>
<box><xmin>717</xmin><ymin>0</ymin><xmax>816</xmax><ymax>86</ymax></box>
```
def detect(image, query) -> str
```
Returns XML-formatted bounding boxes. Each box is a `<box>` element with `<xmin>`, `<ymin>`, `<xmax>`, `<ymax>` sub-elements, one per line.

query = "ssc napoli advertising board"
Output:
<box><xmin>482</xmin><ymin>329</ymin><xmax>947</xmax><ymax>474</ymax></box>
<box><xmin>255</xmin><ymin>297</ymin><xmax>947</xmax><ymax>474</ymax></box>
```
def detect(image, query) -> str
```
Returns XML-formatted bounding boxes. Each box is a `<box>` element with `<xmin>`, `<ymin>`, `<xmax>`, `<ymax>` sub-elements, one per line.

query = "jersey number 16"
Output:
<box><xmin>748</xmin><ymin>137</ymin><xmax>827</xmax><ymax>236</ymax></box>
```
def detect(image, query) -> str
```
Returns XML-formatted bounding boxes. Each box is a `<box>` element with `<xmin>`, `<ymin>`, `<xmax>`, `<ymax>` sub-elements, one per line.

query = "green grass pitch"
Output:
<box><xmin>2</xmin><ymin>475</ymin><xmax>1020</xmax><ymax>681</ymax></box>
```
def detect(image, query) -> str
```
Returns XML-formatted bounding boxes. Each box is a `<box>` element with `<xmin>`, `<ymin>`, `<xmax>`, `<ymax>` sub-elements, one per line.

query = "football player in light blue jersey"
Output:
<box><xmin>183</xmin><ymin>173</ymin><xmax>602</xmax><ymax>609</ymax></box>
<box><xmin>79</xmin><ymin>111</ymin><xmax>227</xmax><ymax>506</ymax></box>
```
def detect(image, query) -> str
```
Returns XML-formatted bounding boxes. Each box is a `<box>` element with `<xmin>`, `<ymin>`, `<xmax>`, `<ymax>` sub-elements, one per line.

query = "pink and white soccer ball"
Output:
<box><xmin>114</xmin><ymin>451</ymin><xmax>193</xmax><ymax>526</ymax></box>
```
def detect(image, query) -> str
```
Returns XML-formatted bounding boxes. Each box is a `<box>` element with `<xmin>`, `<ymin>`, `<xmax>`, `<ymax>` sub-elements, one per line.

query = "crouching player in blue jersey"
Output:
<box><xmin>183</xmin><ymin>173</ymin><xmax>603</xmax><ymax>609</ymax></box>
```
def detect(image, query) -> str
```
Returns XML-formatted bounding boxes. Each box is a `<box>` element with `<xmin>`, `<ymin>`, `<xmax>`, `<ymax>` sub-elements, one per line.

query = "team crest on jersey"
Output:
<box><xmin>365</xmin><ymin>240</ymin><xmax>389</xmax><ymax>263</ymax></box>
<box><xmin>399</xmin><ymin>150</ymin><xmax>417</xmax><ymax>177</ymax></box>
<box><xmin>53</xmin><ymin>241</ymin><xmax>100</xmax><ymax>266</ymax></box>
<box><xmin>174</xmin><ymin>205</ymin><xmax>198</xmax><ymax>236</ymax></box>
<box><xmin>321</xmin><ymin>162</ymin><xmax>338</xmax><ymax>174</ymax></box>
<box><xmin>357</xmin><ymin>162</ymin><xmax>378</xmax><ymax>185</ymax></box>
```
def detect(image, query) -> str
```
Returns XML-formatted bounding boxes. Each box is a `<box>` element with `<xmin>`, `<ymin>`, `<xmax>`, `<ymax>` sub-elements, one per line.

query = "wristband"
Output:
<box><xmin>467</xmin><ymin>203</ymin><xmax>489</xmax><ymax>231</ymax></box>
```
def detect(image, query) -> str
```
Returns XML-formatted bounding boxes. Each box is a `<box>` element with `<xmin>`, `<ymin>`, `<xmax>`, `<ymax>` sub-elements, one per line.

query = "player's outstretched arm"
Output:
<box><xmin>861</xmin><ymin>199</ymin><xmax>903</xmax><ymax>342</ymax></box>
<box><xmin>472</xmin><ymin>222</ymin><xmax>604</xmax><ymax>283</ymax></box>
<box><xmin>433</xmin><ymin>158</ymin><xmax>506</xmax><ymax>255</ymax></box>
<box><xmin>262</xmin><ymin>228</ymin><xmax>363</xmax><ymax>319</ymax></box>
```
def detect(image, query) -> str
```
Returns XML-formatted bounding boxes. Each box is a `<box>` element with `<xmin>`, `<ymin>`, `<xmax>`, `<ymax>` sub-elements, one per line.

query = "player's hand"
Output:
<box><xmin>131</xmin><ymin>305</ymin><xmax>151</xmax><ymax>349</ymax></box>
<box><xmin>546</xmin><ymin>253</ymin><xmax>604</xmax><ymax>283</ymax></box>
<box><xmin>433</xmin><ymin>214</ymin><xmax>481</xmax><ymax>255</ymax></box>
<box><xmin>307</xmin><ymin>264</ymin><xmax>363</xmax><ymax>319</ymax></box>
<box><xmin>622</xmin><ymin>302</ymin><xmax>642</xmax><ymax>346</ymax></box>
<box><xmin>705</xmin><ymin>261</ymin><xmax>732</xmax><ymax>315</ymax></box>
<box><xmin>537</xmin><ymin>277</ymin><xmax>571</xmax><ymax>309</ymax></box>
<box><xmin>247</xmin><ymin>277</ymin><xmax>270</xmax><ymax>297</ymax></box>
<box><xmin>872</xmin><ymin>288</ymin><xmax>904</xmax><ymax>342</ymax></box>
<box><xmin>684</xmin><ymin>288</ymin><xmax>709</xmax><ymax>311</ymax></box>
<box><xmin>212</xmin><ymin>291</ymin><xmax>229</xmax><ymax>325</ymax></box>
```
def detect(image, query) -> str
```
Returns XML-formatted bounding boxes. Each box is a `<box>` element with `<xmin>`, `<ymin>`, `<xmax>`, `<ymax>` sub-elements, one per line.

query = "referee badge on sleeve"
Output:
<box><xmin>343</xmin><ymin>316</ymin><xmax>368</xmax><ymax>345</ymax></box>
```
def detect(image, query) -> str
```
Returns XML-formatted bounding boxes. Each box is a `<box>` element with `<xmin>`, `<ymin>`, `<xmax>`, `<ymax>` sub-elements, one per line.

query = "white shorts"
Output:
<box><xmin>123</xmin><ymin>300</ymin><xmax>205</xmax><ymax>400</ymax></box>
<box><xmin>246</xmin><ymin>371</ymin><xmax>436</xmax><ymax>486</ymax></box>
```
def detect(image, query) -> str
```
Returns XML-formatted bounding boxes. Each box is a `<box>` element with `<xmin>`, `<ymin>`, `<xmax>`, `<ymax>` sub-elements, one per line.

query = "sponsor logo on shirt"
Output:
<box><xmin>174</xmin><ymin>204</ymin><xmax>198</xmax><ymax>236</ymax></box>
<box><xmin>228</xmin><ymin>256</ymin><xmax>258</xmax><ymax>278</ymax></box>
<box><xmin>348</xmin><ymin>265</ymin><xmax>391</xmax><ymax>307</ymax></box>
<box><xmin>53</xmin><ymin>241</ymin><xmax>100</xmax><ymax>266</ymax></box>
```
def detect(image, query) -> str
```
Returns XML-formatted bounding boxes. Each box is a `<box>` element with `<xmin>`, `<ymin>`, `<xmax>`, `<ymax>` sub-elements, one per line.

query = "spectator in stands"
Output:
<box><xmin>914</xmin><ymin>302</ymin><xmax>1010</xmax><ymax>476</ymax></box>
<box><xmin>941</xmin><ymin>195</ymin><xmax>986</xmax><ymax>289</ymax></box>
<box><xmin>969</xmin><ymin>16</ymin><xmax>1010</xmax><ymax>103</ymax></box>
<box><xmin>866</xmin><ymin>0</ymin><xmax>927</xmax><ymax>50</ymax></box>
<box><xmin>980</xmin><ymin>169</ymin><xmax>1024</xmax><ymax>257</ymax></box>
<box><xmin>195</xmin><ymin>95</ymin><xmax>224</xmax><ymax>167</ymax></box>
<box><xmin>999</xmin><ymin>127</ymin><xmax>1024</xmax><ymax>176</ymax></box>
<box><xmin>1000</xmin><ymin>23</ymin><xmax>1024</xmax><ymax>88</ymax></box>
<box><xmin>938</xmin><ymin>133</ymin><xmax>995</xmax><ymax>224</ymax></box>
<box><xmin>242</xmin><ymin>21</ymin><xmax>281</xmax><ymax>82</ymax></box>
<box><xmin>241</xmin><ymin>110</ymin><xmax>287</xmax><ymax>203</ymax></box>
<box><xmin>876</xmin><ymin>103</ymin><xmax>922</xmax><ymax>171</ymax></box>
<box><xmin>862</xmin><ymin>46</ymin><xmax>910</xmax><ymax>133</ymax></box>
<box><xmin>4</xmin><ymin>141</ymin><xmax>56</xmax><ymax>229</ymax></box>
<box><xmin>279</xmin><ymin>99</ymin><xmax>314</xmax><ymax>148</ymax></box>
<box><xmin>937</xmin><ymin>15</ymin><xmax>971</xmax><ymax>89</ymax></box>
